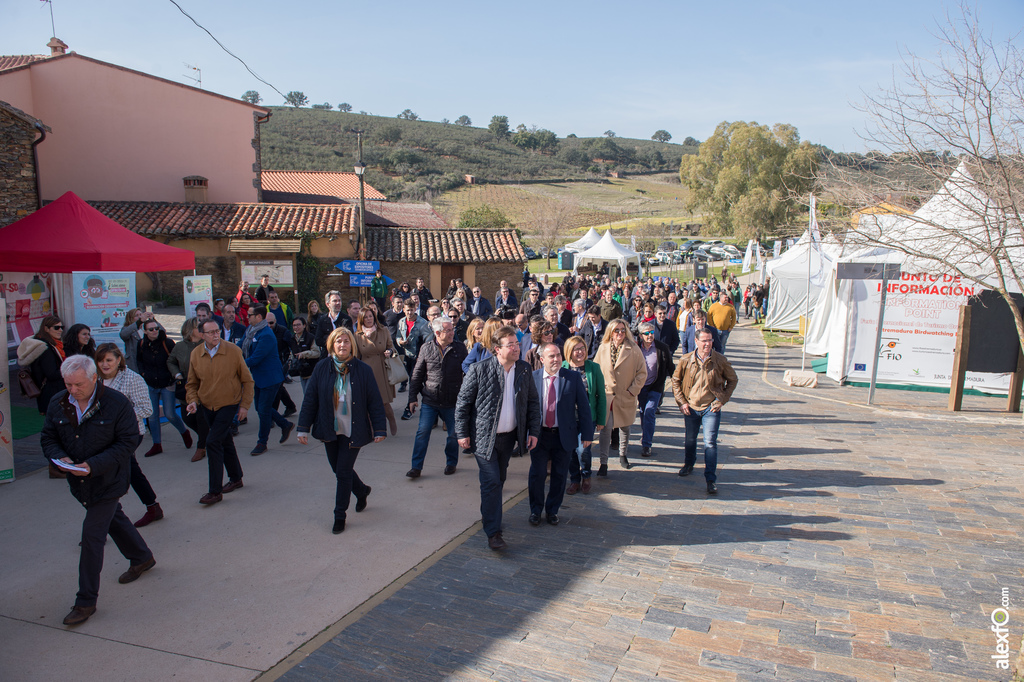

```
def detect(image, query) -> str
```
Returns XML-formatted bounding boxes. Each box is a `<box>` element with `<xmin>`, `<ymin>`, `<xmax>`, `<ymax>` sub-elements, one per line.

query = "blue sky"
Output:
<box><xmin>5</xmin><ymin>1</ymin><xmax>1022</xmax><ymax>151</ymax></box>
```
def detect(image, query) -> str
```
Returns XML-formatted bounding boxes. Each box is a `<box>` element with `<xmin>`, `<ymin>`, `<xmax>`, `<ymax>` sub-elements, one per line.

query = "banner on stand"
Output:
<box><xmin>183</xmin><ymin>275</ymin><xmax>213</xmax><ymax>317</ymax></box>
<box><xmin>71</xmin><ymin>272</ymin><xmax>135</xmax><ymax>346</ymax></box>
<box><xmin>0</xmin><ymin>302</ymin><xmax>13</xmax><ymax>482</ymax></box>
<box><xmin>1</xmin><ymin>272</ymin><xmax>54</xmax><ymax>360</ymax></box>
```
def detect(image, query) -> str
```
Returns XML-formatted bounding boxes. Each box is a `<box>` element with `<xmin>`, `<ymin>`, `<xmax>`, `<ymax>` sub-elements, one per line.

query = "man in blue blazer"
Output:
<box><xmin>679</xmin><ymin>309</ymin><xmax>723</xmax><ymax>355</ymax></box>
<box><xmin>528</xmin><ymin>342</ymin><xmax>594</xmax><ymax>526</ymax></box>
<box><xmin>243</xmin><ymin>306</ymin><xmax>294</xmax><ymax>455</ymax></box>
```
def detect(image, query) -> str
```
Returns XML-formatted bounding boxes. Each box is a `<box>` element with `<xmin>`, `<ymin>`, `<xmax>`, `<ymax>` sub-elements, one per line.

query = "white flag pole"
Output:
<box><xmin>802</xmin><ymin>194</ymin><xmax>816</xmax><ymax>370</ymax></box>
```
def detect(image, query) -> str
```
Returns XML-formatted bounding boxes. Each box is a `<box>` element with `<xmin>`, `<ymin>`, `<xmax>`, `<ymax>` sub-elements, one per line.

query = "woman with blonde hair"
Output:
<box><xmin>594</xmin><ymin>318</ymin><xmax>647</xmax><ymax>475</ymax></box>
<box><xmin>353</xmin><ymin>307</ymin><xmax>398</xmax><ymax>435</ymax></box>
<box><xmin>561</xmin><ymin>335</ymin><xmax>606</xmax><ymax>494</ymax></box>
<box><xmin>297</xmin><ymin>327</ymin><xmax>386</xmax><ymax>534</ymax></box>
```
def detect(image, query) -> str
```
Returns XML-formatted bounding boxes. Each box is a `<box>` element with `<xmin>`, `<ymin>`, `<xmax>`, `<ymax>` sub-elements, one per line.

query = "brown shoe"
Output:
<box><xmin>487</xmin><ymin>532</ymin><xmax>507</xmax><ymax>551</ymax></box>
<box><xmin>191</xmin><ymin>448</ymin><xmax>206</xmax><ymax>462</ymax></box>
<box><xmin>63</xmin><ymin>605</ymin><xmax>96</xmax><ymax>625</ymax></box>
<box><xmin>118</xmin><ymin>556</ymin><xmax>156</xmax><ymax>584</ymax></box>
<box><xmin>133</xmin><ymin>503</ymin><xmax>163</xmax><ymax>528</ymax></box>
<box><xmin>222</xmin><ymin>480</ymin><xmax>243</xmax><ymax>494</ymax></box>
<box><xmin>566</xmin><ymin>482</ymin><xmax>580</xmax><ymax>495</ymax></box>
<box><xmin>199</xmin><ymin>492</ymin><xmax>222</xmax><ymax>505</ymax></box>
<box><xmin>581</xmin><ymin>478</ymin><xmax>592</xmax><ymax>494</ymax></box>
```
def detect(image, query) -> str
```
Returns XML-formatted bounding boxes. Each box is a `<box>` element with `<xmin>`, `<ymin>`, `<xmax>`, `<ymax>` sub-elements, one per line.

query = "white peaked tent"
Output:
<box><xmin>573</xmin><ymin>230</ymin><xmax>641</xmax><ymax>274</ymax></box>
<box><xmin>564</xmin><ymin>226</ymin><xmax>602</xmax><ymax>252</ymax></box>
<box><xmin>762</xmin><ymin>231</ymin><xmax>836</xmax><ymax>331</ymax></box>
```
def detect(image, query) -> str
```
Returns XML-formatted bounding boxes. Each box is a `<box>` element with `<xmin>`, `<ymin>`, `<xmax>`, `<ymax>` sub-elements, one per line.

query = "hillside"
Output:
<box><xmin>259</xmin><ymin>107</ymin><xmax>697</xmax><ymax>201</ymax></box>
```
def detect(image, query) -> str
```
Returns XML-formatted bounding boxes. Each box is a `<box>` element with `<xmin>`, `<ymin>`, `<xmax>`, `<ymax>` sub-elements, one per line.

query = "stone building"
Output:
<box><xmin>0</xmin><ymin>101</ymin><xmax>48</xmax><ymax>227</ymax></box>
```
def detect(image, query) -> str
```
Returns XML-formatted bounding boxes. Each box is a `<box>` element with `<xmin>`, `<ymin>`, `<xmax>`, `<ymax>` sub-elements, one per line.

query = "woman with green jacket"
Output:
<box><xmin>562</xmin><ymin>335</ymin><xmax>606</xmax><ymax>494</ymax></box>
<box><xmin>370</xmin><ymin>270</ymin><xmax>388</xmax><ymax>312</ymax></box>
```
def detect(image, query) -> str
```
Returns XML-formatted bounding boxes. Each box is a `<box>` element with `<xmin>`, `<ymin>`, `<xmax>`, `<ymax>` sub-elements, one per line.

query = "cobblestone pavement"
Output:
<box><xmin>271</xmin><ymin>321</ymin><xmax>1023</xmax><ymax>682</ymax></box>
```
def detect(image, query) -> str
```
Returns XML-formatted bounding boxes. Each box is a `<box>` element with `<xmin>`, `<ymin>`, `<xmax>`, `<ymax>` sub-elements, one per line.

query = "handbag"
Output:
<box><xmin>174</xmin><ymin>378</ymin><xmax>187</xmax><ymax>401</ymax></box>
<box><xmin>384</xmin><ymin>354</ymin><xmax>408</xmax><ymax>386</ymax></box>
<box><xmin>286</xmin><ymin>355</ymin><xmax>302</xmax><ymax>377</ymax></box>
<box><xmin>19</xmin><ymin>369</ymin><xmax>42</xmax><ymax>399</ymax></box>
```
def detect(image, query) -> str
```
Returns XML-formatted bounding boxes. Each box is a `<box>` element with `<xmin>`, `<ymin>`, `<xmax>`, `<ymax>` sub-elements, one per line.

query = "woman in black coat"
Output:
<box><xmin>286</xmin><ymin>316</ymin><xmax>320</xmax><ymax>392</ymax></box>
<box><xmin>136</xmin><ymin>320</ymin><xmax>191</xmax><ymax>457</ymax></box>
<box><xmin>297</xmin><ymin>327</ymin><xmax>386</xmax><ymax>535</ymax></box>
<box><xmin>17</xmin><ymin>315</ymin><xmax>66</xmax><ymax>416</ymax></box>
<box><xmin>62</xmin><ymin>323</ymin><xmax>97</xmax><ymax>359</ymax></box>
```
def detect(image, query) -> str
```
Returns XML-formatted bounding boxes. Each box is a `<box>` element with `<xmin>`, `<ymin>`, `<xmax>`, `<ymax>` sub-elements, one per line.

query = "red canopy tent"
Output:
<box><xmin>0</xmin><ymin>191</ymin><xmax>195</xmax><ymax>272</ymax></box>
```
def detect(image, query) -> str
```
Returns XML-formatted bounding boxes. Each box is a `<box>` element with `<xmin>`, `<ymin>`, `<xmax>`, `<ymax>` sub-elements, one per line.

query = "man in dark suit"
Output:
<box><xmin>468</xmin><ymin>286</ymin><xmax>493</xmax><ymax>318</ymax></box>
<box><xmin>680</xmin><ymin>309</ymin><xmax>723</xmax><ymax>355</ymax></box>
<box><xmin>578</xmin><ymin>306</ymin><xmax>605</xmax><ymax>359</ymax></box>
<box><xmin>528</xmin><ymin>342</ymin><xmax>594</xmax><ymax>526</ymax></box>
<box><xmin>219</xmin><ymin>303</ymin><xmax>247</xmax><ymax>346</ymax></box>
<box><xmin>654</xmin><ymin>304</ymin><xmax>680</xmax><ymax>355</ymax></box>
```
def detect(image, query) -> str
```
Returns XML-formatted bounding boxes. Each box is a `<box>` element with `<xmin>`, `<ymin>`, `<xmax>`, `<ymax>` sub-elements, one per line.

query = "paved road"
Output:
<box><xmin>271</xmin><ymin>321</ymin><xmax>1023</xmax><ymax>681</ymax></box>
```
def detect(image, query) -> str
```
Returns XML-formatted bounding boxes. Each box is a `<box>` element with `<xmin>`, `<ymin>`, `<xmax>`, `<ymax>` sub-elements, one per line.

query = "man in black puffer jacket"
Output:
<box><xmin>41</xmin><ymin>355</ymin><xmax>156</xmax><ymax>626</ymax></box>
<box><xmin>406</xmin><ymin>316</ymin><xmax>468</xmax><ymax>479</ymax></box>
<box><xmin>455</xmin><ymin>325</ymin><xmax>540</xmax><ymax>552</ymax></box>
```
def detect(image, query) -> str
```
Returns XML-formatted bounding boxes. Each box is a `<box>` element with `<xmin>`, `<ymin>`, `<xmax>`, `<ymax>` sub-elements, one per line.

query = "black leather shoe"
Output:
<box><xmin>406</xmin><ymin>468</ymin><xmax>421</xmax><ymax>479</ymax></box>
<box><xmin>597</xmin><ymin>464</ymin><xmax>608</xmax><ymax>477</ymax></box>
<box><xmin>679</xmin><ymin>464</ymin><xmax>694</xmax><ymax>477</ymax></box>
<box><xmin>641</xmin><ymin>447</ymin><xmax>652</xmax><ymax>457</ymax></box>
<box><xmin>707</xmin><ymin>482</ymin><xmax>718</xmax><ymax>495</ymax></box>
<box><xmin>63</xmin><ymin>605</ymin><xmax>96</xmax><ymax>626</ymax></box>
<box><xmin>546</xmin><ymin>514</ymin><xmax>559</xmax><ymax>526</ymax></box>
<box><xmin>488</xmin><ymin>532</ymin><xmax>507</xmax><ymax>551</ymax></box>
<box><xmin>279</xmin><ymin>421</ymin><xmax>295</xmax><ymax>443</ymax></box>
<box><xmin>443</xmin><ymin>465</ymin><xmax>456</xmax><ymax>475</ymax></box>
<box><xmin>118</xmin><ymin>556</ymin><xmax>156</xmax><ymax>584</ymax></box>
<box><xmin>355</xmin><ymin>485</ymin><xmax>371</xmax><ymax>512</ymax></box>
<box><xmin>332</xmin><ymin>519</ymin><xmax>345</xmax><ymax>534</ymax></box>
<box><xmin>401</xmin><ymin>408</ymin><xmax>413</xmax><ymax>420</ymax></box>
<box><xmin>250</xmin><ymin>443</ymin><xmax>267</xmax><ymax>456</ymax></box>
<box><xmin>529</xmin><ymin>513</ymin><xmax>542</xmax><ymax>526</ymax></box>
<box><xmin>619</xmin><ymin>456</ymin><xmax>632</xmax><ymax>470</ymax></box>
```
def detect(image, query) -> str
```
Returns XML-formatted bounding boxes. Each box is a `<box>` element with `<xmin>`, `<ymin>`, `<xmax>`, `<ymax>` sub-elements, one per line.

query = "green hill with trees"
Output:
<box><xmin>259</xmin><ymin>107</ymin><xmax>698</xmax><ymax>201</ymax></box>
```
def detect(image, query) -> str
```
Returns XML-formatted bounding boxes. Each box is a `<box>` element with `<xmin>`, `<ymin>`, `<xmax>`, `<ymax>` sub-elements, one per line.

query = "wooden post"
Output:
<box><xmin>1007</xmin><ymin>346</ymin><xmax>1024</xmax><ymax>413</ymax></box>
<box><xmin>948</xmin><ymin>304</ymin><xmax>971</xmax><ymax>411</ymax></box>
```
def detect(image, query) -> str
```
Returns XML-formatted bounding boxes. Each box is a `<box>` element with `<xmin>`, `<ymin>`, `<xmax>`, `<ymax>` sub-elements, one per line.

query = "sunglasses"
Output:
<box><xmin>51</xmin><ymin>324</ymin><xmax>64</xmax><ymax>330</ymax></box>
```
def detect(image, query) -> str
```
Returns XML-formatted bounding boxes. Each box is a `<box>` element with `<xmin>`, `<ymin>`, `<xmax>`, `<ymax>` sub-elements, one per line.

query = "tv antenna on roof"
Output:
<box><xmin>40</xmin><ymin>0</ymin><xmax>57</xmax><ymax>37</ymax></box>
<box><xmin>182</xmin><ymin>63</ymin><xmax>202</xmax><ymax>89</ymax></box>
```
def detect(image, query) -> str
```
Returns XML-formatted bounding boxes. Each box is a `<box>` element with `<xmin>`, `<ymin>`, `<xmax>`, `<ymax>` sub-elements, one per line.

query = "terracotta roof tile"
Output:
<box><xmin>88</xmin><ymin>202</ymin><xmax>355</xmax><ymax>239</ymax></box>
<box><xmin>363</xmin><ymin>202</ymin><xmax>448</xmax><ymax>229</ymax></box>
<box><xmin>262</xmin><ymin>170</ymin><xmax>387</xmax><ymax>201</ymax></box>
<box><xmin>0</xmin><ymin>55</ymin><xmax>46</xmax><ymax>72</ymax></box>
<box><xmin>366</xmin><ymin>227</ymin><xmax>526</xmax><ymax>264</ymax></box>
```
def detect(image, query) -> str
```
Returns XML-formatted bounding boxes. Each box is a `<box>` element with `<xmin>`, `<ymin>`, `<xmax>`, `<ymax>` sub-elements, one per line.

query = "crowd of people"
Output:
<box><xmin>25</xmin><ymin>268</ymin><xmax>752</xmax><ymax>624</ymax></box>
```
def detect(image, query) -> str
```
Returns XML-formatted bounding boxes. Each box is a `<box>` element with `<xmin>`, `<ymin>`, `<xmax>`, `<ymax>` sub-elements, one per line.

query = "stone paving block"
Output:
<box><xmin>774</xmin><ymin>664</ymin><xmax>858</xmax><ymax>681</ymax></box>
<box><xmin>852</xmin><ymin>641</ymin><xmax>932</xmax><ymax>668</ymax></box>
<box><xmin>643</xmin><ymin>607</ymin><xmax>713</xmax><ymax>632</ymax></box>
<box><xmin>778</xmin><ymin>631</ymin><xmax>854</xmax><ymax>656</ymax></box>
<box><xmin>656</xmin><ymin>658</ymin><xmax>739</xmax><ymax>681</ymax></box>
<box><xmin>699</xmin><ymin>650</ymin><xmax>777</xmax><ymax>676</ymax></box>
<box><xmin>670</xmin><ymin>628</ymin><xmax>745</xmax><ymax>656</ymax></box>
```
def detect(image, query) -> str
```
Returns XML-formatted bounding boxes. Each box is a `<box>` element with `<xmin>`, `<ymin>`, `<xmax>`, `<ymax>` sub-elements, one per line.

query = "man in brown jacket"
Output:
<box><xmin>186</xmin><ymin>320</ymin><xmax>255</xmax><ymax>505</ymax></box>
<box><xmin>672</xmin><ymin>327</ymin><xmax>738</xmax><ymax>494</ymax></box>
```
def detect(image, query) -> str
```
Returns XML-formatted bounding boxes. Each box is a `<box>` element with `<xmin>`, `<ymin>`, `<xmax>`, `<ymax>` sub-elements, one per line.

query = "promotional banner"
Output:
<box><xmin>0</xmin><ymin>302</ymin><xmax>14</xmax><ymax>482</ymax></box>
<box><xmin>2</xmin><ymin>272</ymin><xmax>54</xmax><ymax>359</ymax></box>
<box><xmin>844</xmin><ymin>273</ymin><xmax>1011</xmax><ymax>392</ymax></box>
<box><xmin>72</xmin><ymin>272</ymin><xmax>135</xmax><ymax>346</ymax></box>
<box><xmin>183</xmin><ymin>275</ymin><xmax>213</xmax><ymax>317</ymax></box>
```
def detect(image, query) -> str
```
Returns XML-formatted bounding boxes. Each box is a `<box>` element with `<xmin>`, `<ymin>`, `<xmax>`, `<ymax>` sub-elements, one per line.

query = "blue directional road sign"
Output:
<box><xmin>337</xmin><ymin>260</ymin><xmax>380</xmax><ymax>274</ymax></box>
<box><xmin>349</xmin><ymin>274</ymin><xmax>375</xmax><ymax>287</ymax></box>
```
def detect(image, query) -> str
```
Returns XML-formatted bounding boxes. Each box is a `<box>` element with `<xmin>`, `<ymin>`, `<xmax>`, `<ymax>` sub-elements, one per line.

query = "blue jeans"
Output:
<box><xmin>637</xmin><ymin>387</ymin><xmax>661</xmax><ymax>449</ymax></box>
<box><xmin>477</xmin><ymin>431</ymin><xmax>516</xmax><ymax>538</ymax></box>
<box><xmin>410</xmin><ymin>403</ymin><xmax>458</xmax><ymax>470</ymax></box>
<box><xmin>254</xmin><ymin>382</ymin><xmax>290</xmax><ymax>445</ymax></box>
<box><xmin>683</xmin><ymin>404</ymin><xmax>721</xmax><ymax>482</ymax></box>
<box><xmin>147</xmin><ymin>385</ymin><xmax>185</xmax><ymax>444</ymax></box>
<box><xmin>720</xmin><ymin>330</ymin><xmax>731</xmax><ymax>352</ymax></box>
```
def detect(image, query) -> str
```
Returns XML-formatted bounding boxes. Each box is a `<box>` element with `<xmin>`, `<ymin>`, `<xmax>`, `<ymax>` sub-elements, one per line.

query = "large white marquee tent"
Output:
<box><xmin>572</xmin><ymin>230</ymin><xmax>641</xmax><ymax>274</ymax></box>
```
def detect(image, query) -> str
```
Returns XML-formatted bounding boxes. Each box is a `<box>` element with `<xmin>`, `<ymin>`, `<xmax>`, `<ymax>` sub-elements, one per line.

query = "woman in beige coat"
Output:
<box><xmin>354</xmin><ymin>307</ymin><xmax>399</xmax><ymax>435</ymax></box>
<box><xmin>594</xmin><ymin>318</ymin><xmax>648</xmax><ymax>475</ymax></box>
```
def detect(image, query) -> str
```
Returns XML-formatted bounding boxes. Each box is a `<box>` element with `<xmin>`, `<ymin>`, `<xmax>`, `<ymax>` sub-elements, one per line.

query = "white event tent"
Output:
<box><xmin>564</xmin><ymin>226</ymin><xmax>602</xmax><ymax>252</ymax></box>
<box><xmin>762</xmin><ymin>232</ymin><xmax>840</xmax><ymax>332</ymax></box>
<box><xmin>572</xmin><ymin>230</ymin><xmax>641</xmax><ymax>274</ymax></box>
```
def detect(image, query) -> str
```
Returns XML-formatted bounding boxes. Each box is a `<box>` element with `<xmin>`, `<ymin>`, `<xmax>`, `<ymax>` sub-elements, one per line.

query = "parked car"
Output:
<box><xmin>524</xmin><ymin>246</ymin><xmax>539</xmax><ymax>259</ymax></box>
<box><xmin>691</xmin><ymin>247</ymin><xmax>714</xmax><ymax>262</ymax></box>
<box><xmin>680</xmin><ymin>240</ymin><xmax>704</xmax><ymax>252</ymax></box>
<box><xmin>659</xmin><ymin>241</ymin><xmax>678</xmax><ymax>251</ymax></box>
<box><xmin>721</xmin><ymin>245</ymin><xmax>743</xmax><ymax>258</ymax></box>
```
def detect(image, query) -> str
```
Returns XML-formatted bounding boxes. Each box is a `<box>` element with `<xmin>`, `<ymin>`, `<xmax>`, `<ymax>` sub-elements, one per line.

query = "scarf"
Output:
<box><xmin>242</xmin><ymin>319</ymin><xmax>268</xmax><ymax>358</ymax></box>
<box><xmin>610</xmin><ymin>342</ymin><xmax>622</xmax><ymax>367</ymax></box>
<box><xmin>53</xmin><ymin>339</ymin><xmax>66</xmax><ymax>361</ymax></box>
<box><xmin>362</xmin><ymin>323</ymin><xmax>377</xmax><ymax>336</ymax></box>
<box><xmin>332</xmin><ymin>356</ymin><xmax>351</xmax><ymax>435</ymax></box>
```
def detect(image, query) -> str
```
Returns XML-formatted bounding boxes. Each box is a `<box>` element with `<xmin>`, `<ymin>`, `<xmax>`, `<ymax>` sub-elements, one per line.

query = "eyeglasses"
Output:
<box><xmin>613</xmin><ymin>329</ymin><xmax>627</xmax><ymax>335</ymax></box>
<box><xmin>202</xmin><ymin>330</ymin><xmax>220</xmax><ymax>336</ymax></box>
<box><xmin>51</xmin><ymin>325</ymin><xmax>64</xmax><ymax>330</ymax></box>
<box><xmin>499</xmin><ymin>341</ymin><xmax>520</xmax><ymax>348</ymax></box>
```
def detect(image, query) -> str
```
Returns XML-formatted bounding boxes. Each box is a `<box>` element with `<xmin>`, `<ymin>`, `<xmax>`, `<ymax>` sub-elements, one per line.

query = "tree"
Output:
<box><xmin>604</xmin><ymin>130</ymin><xmax>616</xmax><ymax>138</ymax></box>
<box><xmin>398</xmin><ymin>109</ymin><xmax>419</xmax><ymax>120</ymax></box>
<box><xmin>311</xmin><ymin>102</ymin><xmax>333</xmax><ymax>110</ymax></box>
<box><xmin>820</xmin><ymin>4</ymin><xmax>1024</xmax><ymax>391</ymax></box>
<box><xmin>241</xmin><ymin>90</ymin><xmax>261</xmax><ymax>105</ymax></box>
<box><xmin>455</xmin><ymin>115</ymin><xmax>472</xmax><ymax>126</ymax></box>
<box><xmin>457</xmin><ymin>205</ymin><xmax>514</xmax><ymax>230</ymax></box>
<box><xmin>441</xmin><ymin>118</ymin><xmax>450</xmax><ymax>125</ymax></box>
<box><xmin>337</xmin><ymin>102</ymin><xmax>352</xmax><ymax>112</ymax></box>
<box><xmin>651</xmin><ymin>130</ymin><xmax>672</xmax><ymax>143</ymax></box>
<box><xmin>284</xmin><ymin>91</ymin><xmax>308</xmax><ymax>108</ymax></box>
<box><xmin>489</xmin><ymin>115</ymin><xmax>510</xmax><ymax>139</ymax></box>
<box><xmin>679</xmin><ymin>120</ymin><xmax>817</xmax><ymax>240</ymax></box>
<box><xmin>376</xmin><ymin>125</ymin><xmax>402</xmax><ymax>146</ymax></box>
<box><xmin>524</xmin><ymin>198</ymin><xmax>579</xmax><ymax>269</ymax></box>
<box><xmin>683</xmin><ymin>136</ymin><xmax>700</xmax><ymax>147</ymax></box>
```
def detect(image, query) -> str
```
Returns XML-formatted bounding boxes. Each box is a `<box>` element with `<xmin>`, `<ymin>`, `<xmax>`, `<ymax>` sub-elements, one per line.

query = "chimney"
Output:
<box><xmin>47</xmin><ymin>37</ymin><xmax>68</xmax><ymax>57</ymax></box>
<box><xmin>183</xmin><ymin>175</ymin><xmax>209</xmax><ymax>203</ymax></box>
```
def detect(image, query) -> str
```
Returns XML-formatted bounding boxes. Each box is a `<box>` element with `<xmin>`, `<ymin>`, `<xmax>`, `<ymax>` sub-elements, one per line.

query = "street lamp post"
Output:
<box><xmin>352</xmin><ymin>129</ymin><xmax>367</xmax><ymax>303</ymax></box>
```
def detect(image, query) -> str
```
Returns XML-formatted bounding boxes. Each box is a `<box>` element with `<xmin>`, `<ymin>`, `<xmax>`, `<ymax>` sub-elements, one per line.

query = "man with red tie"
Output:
<box><xmin>528</xmin><ymin>342</ymin><xmax>594</xmax><ymax>527</ymax></box>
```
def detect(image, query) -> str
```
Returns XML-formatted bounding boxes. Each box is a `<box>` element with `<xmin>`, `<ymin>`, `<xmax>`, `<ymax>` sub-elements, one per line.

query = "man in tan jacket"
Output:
<box><xmin>186</xmin><ymin>320</ymin><xmax>255</xmax><ymax>506</ymax></box>
<box><xmin>671</xmin><ymin>327</ymin><xmax>738</xmax><ymax>494</ymax></box>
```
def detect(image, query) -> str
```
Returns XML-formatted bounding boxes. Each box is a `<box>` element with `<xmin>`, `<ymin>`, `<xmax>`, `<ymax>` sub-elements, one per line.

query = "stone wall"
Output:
<box><xmin>0</xmin><ymin>110</ymin><xmax>39</xmax><ymax>227</ymax></box>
